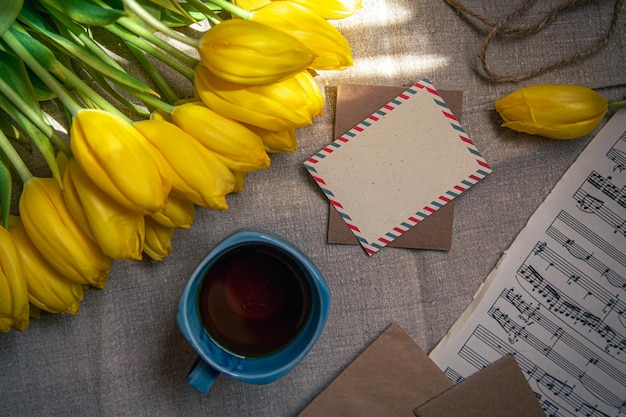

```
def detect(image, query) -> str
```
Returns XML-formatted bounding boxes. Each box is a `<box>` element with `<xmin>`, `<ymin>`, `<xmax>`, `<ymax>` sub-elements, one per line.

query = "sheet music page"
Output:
<box><xmin>430</xmin><ymin>108</ymin><xmax>626</xmax><ymax>417</ymax></box>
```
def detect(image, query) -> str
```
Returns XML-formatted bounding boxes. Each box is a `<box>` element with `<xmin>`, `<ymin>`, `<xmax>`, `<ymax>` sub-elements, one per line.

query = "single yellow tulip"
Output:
<box><xmin>231</xmin><ymin>170</ymin><xmax>247</xmax><ymax>193</ymax></box>
<box><xmin>149</xmin><ymin>194</ymin><xmax>195</xmax><ymax>229</ymax></box>
<box><xmin>65</xmin><ymin>158</ymin><xmax>145</xmax><ymax>261</ymax></box>
<box><xmin>197</xmin><ymin>19</ymin><xmax>315</xmax><ymax>86</ymax></box>
<box><xmin>232</xmin><ymin>0</ymin><xmax>269</xmax><ymax>10</ymax></box>
<box><xmin>143</xmin><ymin>217</ymin><xmax>175</xmax><ymax>261</ymax></box>
<box><xmin>8</xmin><ymin>216</ymin><xmax>83</xmax><ymax>315</ymax></box>
<box><xmin>280</xmin><ymin>0</ymin><xmax>362</xmax><ymax>19</ymax></box>
<box><xmin>134</xmin><ymin>119</ymin><xmax>237</xmax><ymax>210</ymax></box>
<box><xmin>19</xmin><ymin>177</ymin><xmax>112</xmax><ymax>288</ymax></box>
<box><xmin>494</xmin><ymin>84</ymin><xmax>610</xmax><ymax>140</ymax></box>
<box><xmin>0</xmin><ymin>226</ymin><xmax>29</xmax><ymax>332</ymax></box>
<box><xmin>195</xmin><ymin>65</ymin><xmax>323</xmax><ymax>132</ymax></box>
<box><xmin>251</xmin><ymin>2</ymin><xmax>353</xmax><ymax>70</ymax></box>
<box><xmin>170</xmin><ymin>102</ymin><xmax>270</xmax><ymax>172</ymax></box>
<box><xmin>246</xmin><ymin>125</ymin><xmax>298</xmax><ymax>153</ymax></box>
<box><xmin>70</xmin><ymin>109</ymin><xmax>170</xmax><ymax>214</ymax></box>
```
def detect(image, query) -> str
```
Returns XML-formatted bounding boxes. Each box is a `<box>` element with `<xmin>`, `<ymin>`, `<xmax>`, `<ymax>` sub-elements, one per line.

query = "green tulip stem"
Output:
<box><xmin>0</xmin><ymin>130</ymin><xmax>33</xmax><ymax>184</ymax></box>
<box><xmin>125</xmin><ymin>43</ymin><xmax>180</xmax><ymax>105</ymax></box>
<box><xmin>122</xmin><ymin>0</ymin><xmax>199</xmax><ymax>48</ymax></box>
<box><xmin>202</xmin><ymin>0</ymin><xmax>252</xmax><ymax>20</ymax></box>
<box><xmin>0</xmin><ymin>78</ymin><xmax>72</xmax><ymax>156</ymax></box>
<box><xmin>2</xmin><ymin>28</ymin><xmax>83</xmax><ymax>117</ymax></box>
<box><xmin>56</xmin><ymin>63</ymin><xmax>132</xmax><ymax>123</ymax></box>
<box><xmin>117</xmin><ymin>17</ymin><xmax>199</xmax><ymax>69</ymax></box>
<box><xmin>105</xmin><ymin>23</ymin><xmax>195</xmax><ymax>81</ymax></box>
<box><xmin>133</xmin><ymin>89</ymin><xmax>175</xmax><ymax>115</ymax></box>
<box><xmin>608</xmin><ymin>99</ymin><xmax>626</xmax><ymax>109</ymax></box>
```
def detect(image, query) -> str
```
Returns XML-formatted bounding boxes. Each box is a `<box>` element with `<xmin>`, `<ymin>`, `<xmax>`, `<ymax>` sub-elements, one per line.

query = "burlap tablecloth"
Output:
<box><xmin>1</xmin><ymin>1</ymin><xmax>625</xmax><ymax>415</ymax></box>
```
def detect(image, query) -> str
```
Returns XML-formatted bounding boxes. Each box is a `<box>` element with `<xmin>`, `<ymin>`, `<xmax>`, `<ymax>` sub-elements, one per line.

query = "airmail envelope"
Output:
<box><xmin>304</xmin><ymin>78</ymin><xmax>491</xmax><ymax>255</ymax></box>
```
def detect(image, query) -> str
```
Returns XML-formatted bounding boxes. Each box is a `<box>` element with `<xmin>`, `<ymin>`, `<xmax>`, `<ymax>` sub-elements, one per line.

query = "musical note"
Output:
<box><xmin>575</xmin><ymin>189</ymin><xmax>604</xmax><ymax>213</ymax></box>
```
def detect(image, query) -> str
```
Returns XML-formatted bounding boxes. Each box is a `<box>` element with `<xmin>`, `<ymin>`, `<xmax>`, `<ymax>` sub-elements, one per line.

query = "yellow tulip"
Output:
<box><xmin>250</xmin><ymin>2</ymin><xmax>353</xmax><ymax>70</ymax></box>
<box><xmin>170</xmin><ymin>102</ymin><xmax>270</xmax><ymax>172</ymax></box>
<box><xmin>19</xmin><ymin>177</ymin><xmax>112</xmax><ymax>288</ymax></box>
<box><xmin>197</xmin><ymin>19</ymin><xmax>315</xmax><ymax>86</ymax></box>
<box><xmin>70</xmin><ymin>109</ymin><xmax>170</xmax><ymax>214</ymax></box>
<box><xmin>280</xmin><ymin>0</ymin><xmax>362</xmax><ymax>19</ymax></box>
<box><xmin>65</xmin><ymin>158</ymin><xmax>145</xmax><ymax>261</ymax></box>
<box><xmin>149</xmin><ymin>194</ymin><xmax>195</xmax><ymax>229</ymax></box>
<box><xmin>134</xmin><ymin>119</ymin><xmax>237</xmax><ymax>210</ymax></box>
<box><xmin>494</xmin><ymin>84</ymin><xmax>610</xmax><ymax>140</ymax></box>
<box><xmin>247</xmin><ymin>125</ymin><xmax>298</xmax><ymax>153</ymax></box>
<box><xmin>143</xmin><ymin>217</ymin><xmax>175</xmax><ymax>261</ymax></box>
<box><xmin>8</xmin><ymin>216</ymin><xmax>83</xmax><ymax>315</ymax></box>
<box><xmin>231</xmin><ymin>170</ymin><xmax>247</xmax><ymax>193</ymax></box>
<box><xmin>0</xmin><ymin>226</ymin><xmax>29</xmax><ymax>332</ymax></box>
<box><xmin>195</xmin><ymin>65</ymin><xmax>323</xmax><ymax>131</ymax></box>
<box><xmin>232</xmin><ymin>0</ymin><xmax>269</xmax><ymax>10</ymax></box>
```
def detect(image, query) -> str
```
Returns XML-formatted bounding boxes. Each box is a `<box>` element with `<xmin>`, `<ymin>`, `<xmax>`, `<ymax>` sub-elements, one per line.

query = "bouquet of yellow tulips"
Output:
<box><xmin>0</xmin><ymin>0</ymin><xmax>361</xmax><ymax>333</ymax></box>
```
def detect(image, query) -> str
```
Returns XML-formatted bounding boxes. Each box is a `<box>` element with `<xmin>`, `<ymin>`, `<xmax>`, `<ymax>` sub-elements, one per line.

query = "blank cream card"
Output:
<box><xmin>304</xmin><ymin>78</ymin><xmax>491</xmax><ymax>255</ymax></box>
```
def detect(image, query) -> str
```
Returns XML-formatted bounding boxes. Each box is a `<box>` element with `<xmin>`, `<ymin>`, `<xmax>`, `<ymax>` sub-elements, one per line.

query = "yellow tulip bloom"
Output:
<box><xmin>195</xmin><ymin>65</ymin><xmax>323</xmax><ymax>132</ymax></box>
<box><xmin>19</xmin><ymin>177</ymin><xmax>112</xmax><ymax>288</ymax></box>
<box><xmin>495</xmin><ymin>84</ymin><xmax>609</xmax><ymax>140</ymax></box>
<box><xmin>232</xmin><ymin>0</ymin><xmax>269</xmax><ymax>10</ymax></box>
<box><xmin>0</xmin><ymin>226</ymin><xmax>29</xmax><ymax>332</ymax></box>
<box><xmin>170</xmin><ymin>102</ymin><xmax>270</xmax><ymax>172</ymax></box>
<box><xmin>65</xmin><ymin>158</ymin><xmax>145</xmax><ymax>261</ymax></box>
<box><xmin>143</xmin><ymin>217</ymin><xmax>175</xmax><ymax>261</ymax></box>
<box><xmin>197</xmin><ymin>19</ymin><xmax>315</xmax><ymax>85</ymax></box>
<box><xmin>281</xmin><ymin>0</ymin><xmax>362</xmax><ymax>19</ymax></box>
<box><xmin>8</xmin><ymin>216</ymin><xmax>83</xmax><ymax>315</ymax></box>
<box><xmin>251</xmin><ymin>2</ymin><xmax>353</xmax><ymax>70</ymax></box>
<box><xmin>134</xmin><ymin>119</ymin><xmax>237</xmax><ymax>210</ymax></box>
<box><xmin>149</xmin><ymin>194</ymin><xmax>195</xmax><ymax>229</ymax></box>
<box><xmin>70</xmin><ymin>109</ymin><xmax>170</xmax><ymax>214</ymax></box>
<box><xmin>246</xmin><ymin>125</ymin><xmax>298</xmax><ymax>153</ymax></box>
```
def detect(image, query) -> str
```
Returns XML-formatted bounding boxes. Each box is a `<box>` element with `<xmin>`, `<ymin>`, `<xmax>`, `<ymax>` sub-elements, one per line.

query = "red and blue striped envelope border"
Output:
<box><xmin>304</xmin><ymin>78</ymin><xmax>491</xmax><ymax>255</ymax></box>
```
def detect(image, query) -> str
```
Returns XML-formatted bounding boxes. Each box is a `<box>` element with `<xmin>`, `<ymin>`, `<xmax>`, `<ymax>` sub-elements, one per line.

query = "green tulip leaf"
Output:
<box><xmin>19</xmin><ymin>6</ymin><xmax>157</xmax><ymax>95</ymax></box>
<box><xmin>0</xmin><ymin>49</ymin><xmax>45</xmax><ymax>123</ymax></box>
<box><xmin>0</xmin><ymin>0</ymin><xmax>24</xmax><ymax>38</ymax></box>
<box><xmin>7</xmin><ymin>26</ymin><xmax>64</xmax><ymax>78</ymax></box>
<box><xmin>0</xmin><ymin>114</ymin><xmax>31</xmax><ymax>148</ymax></box>
<box><xmin>38</xmin><ymin>0</ymin><xmax>127</xmax><ymax>26</ymax></box>
<box><xmin>0</xmin><ymin>151</ymin><xmax>12</xmax><ymax>229</ymax></box>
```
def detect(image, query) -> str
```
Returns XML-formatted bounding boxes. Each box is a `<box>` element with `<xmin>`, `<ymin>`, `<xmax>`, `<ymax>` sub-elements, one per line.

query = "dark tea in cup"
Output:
<box><xmin>198</xmin><ymin>243</ymin><xmax>312</xmax><ymax>358</ymax></box>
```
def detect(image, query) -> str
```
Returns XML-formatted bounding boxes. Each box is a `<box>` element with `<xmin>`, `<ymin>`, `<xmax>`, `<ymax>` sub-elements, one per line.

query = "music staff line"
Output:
<box><xmin>606</xmin><ymin>129</ymin><xmax>626</xmax><ymax>173</ymax></box>
<box><xmin>546</xmin><ymin>224</ymin><xmax>625</xmax><ymax>292</ymax></box>
<box><xmin>499</xmin><ymin>288</ymin><xmax>626</xmax><ymax>385</ymax></box>
<box><xmin>460</xmin><ymin>325</ymin><xmax>614</xmax><ymax>417</ymax></box>
<box><xmin>530</xmin><ymin>242</ymin><xmax>626</xmax><ymax>322</ymax></box>
<box><xmin>552</xmin><ymin>211</ymin><xmax>626</xmax><ymax>270</ymax></box>
<box><xmin>489</xmin><ymin>305</ymin><xmax>625</xmax><ymax>410</ymax></box>
<box><xmin>586</xmin><ymin>171</ymin><xmax>626</xmax><ymax>210</ymax></box>
<box><xmin>574</xmin><ymin>187</ymin><xmax>626</xmax><ymax>238</ymax></box>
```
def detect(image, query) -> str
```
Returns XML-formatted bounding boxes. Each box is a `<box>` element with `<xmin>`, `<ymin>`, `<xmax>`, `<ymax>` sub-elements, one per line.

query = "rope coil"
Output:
<box><xmin>444</xmin><ymin>0</ymin><xmax>625</xmax><ymax>83</ymax></box>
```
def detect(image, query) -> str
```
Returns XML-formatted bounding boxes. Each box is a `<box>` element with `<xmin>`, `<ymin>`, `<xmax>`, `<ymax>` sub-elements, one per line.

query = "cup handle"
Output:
<box><xmin>187</xmin><ymin>356</ymin><xmax>220</xmax><ymax>393</ymax></box>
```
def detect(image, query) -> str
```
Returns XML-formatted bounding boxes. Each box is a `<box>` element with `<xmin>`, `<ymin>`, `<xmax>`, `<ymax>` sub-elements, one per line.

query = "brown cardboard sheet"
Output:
<box><xmin>328</xmin><ymin>85</ymin><xmax>463</xmax><ymax>251</ymax></box>
<box><xmin>413</xmin><ymin>354</ymin><xmax>546</xmax><ymax>417</ymax></box>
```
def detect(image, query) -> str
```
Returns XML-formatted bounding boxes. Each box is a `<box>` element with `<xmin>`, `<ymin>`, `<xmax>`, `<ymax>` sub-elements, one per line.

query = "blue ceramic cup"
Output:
<box><xmin>177</xmin><ymin>229</ymin><xmax>330</xmax><ymax>393</ymax></box>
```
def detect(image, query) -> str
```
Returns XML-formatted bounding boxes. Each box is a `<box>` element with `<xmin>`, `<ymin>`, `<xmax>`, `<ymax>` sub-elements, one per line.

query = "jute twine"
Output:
<box><xmin>444</xmin><ymin>0</ymin><xmax>625</xmax><ymax>83</ymax></box>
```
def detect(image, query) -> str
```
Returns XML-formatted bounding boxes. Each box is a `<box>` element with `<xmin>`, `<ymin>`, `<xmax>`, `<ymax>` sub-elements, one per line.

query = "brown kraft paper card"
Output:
<box><xmin>413</xmin><ymin>354</ymin><xmax>546</xmax><ymax>417</ymax></box>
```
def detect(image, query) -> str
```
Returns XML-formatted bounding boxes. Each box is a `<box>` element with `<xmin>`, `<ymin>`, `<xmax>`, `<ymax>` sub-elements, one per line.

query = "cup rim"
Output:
<box><xmin>177</xmin><ymin>228</ymin><xmax>330</xmax><ymax>384</ymax></box>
